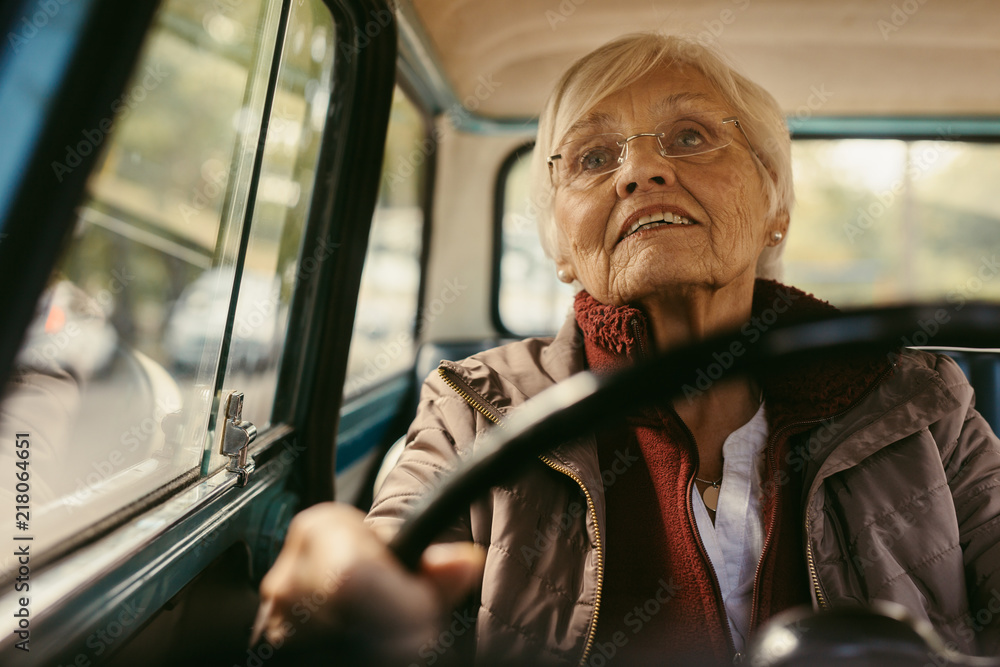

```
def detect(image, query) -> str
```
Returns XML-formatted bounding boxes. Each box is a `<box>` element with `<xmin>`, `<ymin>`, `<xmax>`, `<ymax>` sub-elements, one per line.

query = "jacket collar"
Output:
<box><xmin>572</xmin><ymin>279</ymin><xmax>893</xmax><ymax>431</ymax></box>
<box><xmin>567</xmin><ymin>281</ymin><xmax>967</xmax><ymax>500</ymax></box>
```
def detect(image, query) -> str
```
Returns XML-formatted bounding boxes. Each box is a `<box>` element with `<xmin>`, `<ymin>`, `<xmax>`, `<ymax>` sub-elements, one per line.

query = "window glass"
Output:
<box><xmin>784</xmin><ymin>139</ymin><xmax>1000</xmax><ymax>306</ymax></box>
<box><xmin>218</xmin><ymin>0</ymin><xmax>336</xmax><ymax>445</ymax></box>
<box><xmin>343</xmin><ymin>88</ymin><xmax>427</xmax><ymax>398</ymax></box>
<box><xmin>497</xmin><ymin>139</ymin><xmax>1000</xmax><ymax>335</ymax></box>
<box><xmin>0</xmin><ymin>0</ymin><xmax>274</xmax><ymax>557</ymax></box>
<box><xmin>499</xmin><ymin>151</ymin><xmax>576</xmax><ymax>335</ymax></box>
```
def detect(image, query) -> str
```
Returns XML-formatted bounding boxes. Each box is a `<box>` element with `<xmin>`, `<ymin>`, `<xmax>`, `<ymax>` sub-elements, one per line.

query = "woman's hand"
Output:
<box><xmin>253</xmin><ymin>502</ymin><xmax>485</xmax><ymax>664</ymax></box>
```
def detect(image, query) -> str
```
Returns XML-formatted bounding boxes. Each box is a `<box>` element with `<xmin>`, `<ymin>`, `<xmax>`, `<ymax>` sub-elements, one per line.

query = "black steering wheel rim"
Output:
<box><xmin>389</xmin><ymin>302</ymin><xmax>999</xmax><ymax>566</ymax></box>
<box><xmin>383</xmin><ymin>301</ymin><xmax>1000</xmax><ymax>665</ymax></box>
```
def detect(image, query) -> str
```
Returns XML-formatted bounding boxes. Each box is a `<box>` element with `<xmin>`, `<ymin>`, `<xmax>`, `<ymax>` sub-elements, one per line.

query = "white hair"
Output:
<box><xmin>531</xmin><ymin>32</ymin><xmax>794</xmax><ymax>280</ymax></box>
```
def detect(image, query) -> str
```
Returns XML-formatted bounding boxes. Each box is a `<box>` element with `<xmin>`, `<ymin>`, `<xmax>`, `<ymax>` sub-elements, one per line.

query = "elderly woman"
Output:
<box><xmin>255</xmin><ymin>33</ymin><xmax>1000</xmax><ymax>665</ymax></box>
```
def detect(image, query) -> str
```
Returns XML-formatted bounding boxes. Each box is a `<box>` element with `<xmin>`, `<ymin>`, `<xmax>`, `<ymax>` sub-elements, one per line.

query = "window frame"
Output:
<box><xmin>339</xmin><ymin>78</ymin><xmax>437</xmax><ymax>404</ymax></box>
<box><xmin>0</xmin><ymin>0</ymin><xmax>398</xmax><ymax>661</ymax></box>
<box><xmin>491</xmin><ymin>140</ymin><xmax>537</xmax><ymax>338</ymax></box>
<box><xmin>333</xmin><ymin>79</ymin><xmax>436</xmax><ymax>508</ymax></box>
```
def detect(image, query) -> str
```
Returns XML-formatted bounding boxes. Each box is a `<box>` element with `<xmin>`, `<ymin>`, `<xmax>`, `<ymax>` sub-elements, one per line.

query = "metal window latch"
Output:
<box><xmin>220</xmin><ymin>391</ymin><xmax>257</xmax><ymax>486</ymax></box>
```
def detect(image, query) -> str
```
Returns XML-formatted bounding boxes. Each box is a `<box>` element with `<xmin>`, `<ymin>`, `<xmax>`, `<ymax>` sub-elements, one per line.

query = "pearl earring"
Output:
<box><xmin>771</xmin><ymin>231</ymin><xmax>783</xmax><ymax>243</ymax></box>
<box><xmin>557</xmin><ymin>269</ymin><xmax>571</xmax><ymax>283</ymax></box>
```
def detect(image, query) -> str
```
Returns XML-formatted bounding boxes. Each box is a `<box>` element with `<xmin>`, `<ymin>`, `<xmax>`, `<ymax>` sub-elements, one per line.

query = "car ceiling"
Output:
<box><xmin>404</xmin><ymin>0</ymin><xmax>1000</xmax><ymax>120</ymax></box>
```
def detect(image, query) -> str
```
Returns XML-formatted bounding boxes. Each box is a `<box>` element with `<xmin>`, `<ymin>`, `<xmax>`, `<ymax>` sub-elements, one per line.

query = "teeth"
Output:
<box><xmin>624</xmin><ymin>211</ymin><xmax>693</xmax><ymax>238</ymax></box>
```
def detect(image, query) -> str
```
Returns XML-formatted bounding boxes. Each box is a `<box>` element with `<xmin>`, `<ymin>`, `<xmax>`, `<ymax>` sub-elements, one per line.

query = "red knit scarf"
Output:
<box><xmin>578</xmin><ymin>280</ymin><xmax>890</xmax><ymax>665</ymax></box>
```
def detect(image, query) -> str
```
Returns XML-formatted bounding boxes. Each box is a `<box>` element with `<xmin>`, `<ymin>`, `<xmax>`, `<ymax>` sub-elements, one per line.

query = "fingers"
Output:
<box><xmin>421</xmin><ymin>542</ymin><xmax>486</xmax><ymax>611</ymax></box>
<box><xmin>255</xmin><ymin>502</ymin><xmax>377</xmax><ymax>646</ymax></box>
<box><xmin>252</xmin><ymin>501</ymin><xmax>483</xmax><ymax>663</ymax></box>
<box><xmin>249</xmin><ymin>597</ymin><xmax>273</xmax><ymax>647</ymax></box>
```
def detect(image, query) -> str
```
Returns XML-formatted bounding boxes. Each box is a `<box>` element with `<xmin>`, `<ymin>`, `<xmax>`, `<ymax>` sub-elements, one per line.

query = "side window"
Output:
<box><xmin>784</xmin><ymin>139</ymin><xmax>1000</xmax><ymax>305</ymax></box>
<box><xmin>0</xmin><ymin>0</ymin><xmax>335</xmax><ymax>557</ymax></box>
<box><xmin>343</xmin><ymin>87</ymin><xmax>427</xmax><ymax>398</ymax></box>
<box><xmin>496</xmin><ymin>137</ymin><xmax>1000</xmax><ymax>335</ymax></box>
<box><xmin>497</xmin><ymin>149</ymin><xmax>575</xmax><ymax>335</ymax></box>
<box><xmin>215</xmin><ymin>0</ymin><xmax>335</xmax><ymax>453</ymax></box>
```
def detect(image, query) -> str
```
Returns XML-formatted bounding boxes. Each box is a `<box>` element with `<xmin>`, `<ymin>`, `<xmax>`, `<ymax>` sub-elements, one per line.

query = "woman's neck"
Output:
<box><xmin>633</xmin><ymin>273</ymin><xmax>761</xmax><ymax>476</ymax></box>
<box><xmin>636</xmin><ymin>273</ymin><xmax>757</xmax><ymax>353</ymax></box>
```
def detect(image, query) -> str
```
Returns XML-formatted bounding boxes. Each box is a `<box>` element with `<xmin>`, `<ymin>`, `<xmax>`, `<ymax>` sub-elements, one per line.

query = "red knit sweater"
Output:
<box><xmin>577</xmin><ymin>280</ymin><xmax>890</xmax><ymax>665</ymax></box>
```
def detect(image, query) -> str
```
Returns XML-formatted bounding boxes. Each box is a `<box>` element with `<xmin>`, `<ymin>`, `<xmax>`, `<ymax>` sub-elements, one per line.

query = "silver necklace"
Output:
<box><xmin>693</xmin><ymin>385</ymin><xmax>764</xmax><ymax>514</ymax></box>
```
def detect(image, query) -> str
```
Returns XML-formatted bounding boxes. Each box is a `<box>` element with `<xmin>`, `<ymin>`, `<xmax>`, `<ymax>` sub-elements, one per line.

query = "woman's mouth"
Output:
<box><xmin>620</xmin><ymin>210</ymin><xmax>697</xmax><ymax>242</ymax></box>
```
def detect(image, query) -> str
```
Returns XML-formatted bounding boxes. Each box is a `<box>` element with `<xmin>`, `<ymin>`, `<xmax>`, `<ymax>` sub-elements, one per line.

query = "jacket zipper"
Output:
<box><xmin>437</xmin><ymin>366</ymin><xmax>507</xmax><ymax>425</ymax></box>
<box><xmin>633</xmin><ymin>317</ymin><xmax>737</xmax><ymax>658</ymax></box>
<box><xmin>437</xmin><ymin>366</ymin><xmax>604</xmax><ymax>667</ymax></box>
<box><xmin>538</xmin><ymin>455</ymin><xmax>605</xmax><ymax>666</ymax></box>
<box><xmin>750</xmin><ymin>361</ymin><xmax>895</xmax><ymax>619</ymax></box>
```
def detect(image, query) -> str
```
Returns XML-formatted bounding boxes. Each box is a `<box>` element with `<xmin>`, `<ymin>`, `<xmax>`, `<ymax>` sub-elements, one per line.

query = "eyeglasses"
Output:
<box><xmin>547</xmin><ymin>113</ymin><xmax>760</xmax><ymax>190</ymax></box>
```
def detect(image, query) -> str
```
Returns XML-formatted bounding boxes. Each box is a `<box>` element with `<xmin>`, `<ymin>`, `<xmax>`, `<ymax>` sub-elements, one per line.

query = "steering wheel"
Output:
<box><xmin>386</xmin><ymin>302</ymin><xmax>1000</xmax><ymax>666</ymax></box>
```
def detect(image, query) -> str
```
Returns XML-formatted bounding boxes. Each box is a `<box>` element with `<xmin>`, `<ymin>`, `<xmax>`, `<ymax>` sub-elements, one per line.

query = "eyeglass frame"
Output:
<box><xmin>546</xmin><ymin>115</ymin><xmax>763</xmax><ymax>188</ymax></box>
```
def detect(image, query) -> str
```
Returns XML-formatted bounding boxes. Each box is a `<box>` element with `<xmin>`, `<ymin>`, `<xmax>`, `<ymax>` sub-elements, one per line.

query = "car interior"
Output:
<box><xmin>0</xmin><ymin>0</ymin><xmax>998</xmax><ymax>664</ymax></box>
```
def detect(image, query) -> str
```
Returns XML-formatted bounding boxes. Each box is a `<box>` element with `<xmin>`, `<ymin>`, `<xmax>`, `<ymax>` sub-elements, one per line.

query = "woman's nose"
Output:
<box><xmin>614</xmin><ymin>134</ymin><xmax>679</xmax><ymax>197</ymax></box>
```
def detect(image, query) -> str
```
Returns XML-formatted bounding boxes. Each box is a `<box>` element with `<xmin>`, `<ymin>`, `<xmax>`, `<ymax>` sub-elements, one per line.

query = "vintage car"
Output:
<box><xmin>0</xmin><ymin>0</ymin><xmax>997</xmax><ymax>664</ymax></box>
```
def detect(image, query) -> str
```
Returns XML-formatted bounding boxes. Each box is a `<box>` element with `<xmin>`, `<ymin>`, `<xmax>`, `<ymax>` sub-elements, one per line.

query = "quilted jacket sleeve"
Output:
<box><xmin>935</xmin><ymin>355</ymin><xmax>1000</xmax><ymax>655</ymax></box>
<box><xmin>366</xmin><ymin>368</ymin><xmax>479</xmax><ymax>543</ymax></box>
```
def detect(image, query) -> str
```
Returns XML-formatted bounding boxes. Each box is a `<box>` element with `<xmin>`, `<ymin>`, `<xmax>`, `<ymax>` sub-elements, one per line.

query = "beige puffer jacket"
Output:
<box><xmin>368</xmin><ymin>309</ymin><xmax>1000</xmax><ymax>665</ymax></box>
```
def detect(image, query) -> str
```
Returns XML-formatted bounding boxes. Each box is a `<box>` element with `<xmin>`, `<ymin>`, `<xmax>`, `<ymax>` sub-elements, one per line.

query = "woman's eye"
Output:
<box><xmin>672</xmin><ymin>129</ymin><xmax>706</xmax><ymax>149</ymax></box>
<box><xmin>579</xmin><ymin>147</ymin><xmax>614</xmax><ymax>171</ymax></box>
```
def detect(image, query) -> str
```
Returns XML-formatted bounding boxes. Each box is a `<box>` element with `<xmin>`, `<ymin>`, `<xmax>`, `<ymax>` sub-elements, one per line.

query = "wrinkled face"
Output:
<box><xmin>551</xmin><ymin>66</ymin><xmax>785</xmax><ymax>307</ymax></box>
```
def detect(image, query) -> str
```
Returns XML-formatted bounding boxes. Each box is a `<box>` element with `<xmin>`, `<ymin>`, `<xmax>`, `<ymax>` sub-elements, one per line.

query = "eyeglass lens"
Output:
<box><xmin>551</xmin><ymin>113</ymin><xmax>736</xmax><ymax>187</ymax></box>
